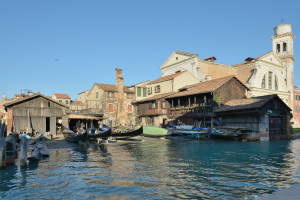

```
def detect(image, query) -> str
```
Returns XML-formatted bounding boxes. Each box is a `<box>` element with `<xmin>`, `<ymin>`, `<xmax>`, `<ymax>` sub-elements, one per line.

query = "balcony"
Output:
<box><xmin>168</xmin><ymin>106</ymin><xmax>215</xmax><ymax>118</ymax></box>
<box><xmin>137</xmin><ymin>108</ymin><xmax>168</xmax><ymax>117</ymax></box>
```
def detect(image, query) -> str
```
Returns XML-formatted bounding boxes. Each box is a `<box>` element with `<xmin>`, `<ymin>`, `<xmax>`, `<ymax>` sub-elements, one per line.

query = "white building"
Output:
<box><xmin>159</xmin><ymin>24</ymin><xmax>295</xmax><ymax>111</ymax></box>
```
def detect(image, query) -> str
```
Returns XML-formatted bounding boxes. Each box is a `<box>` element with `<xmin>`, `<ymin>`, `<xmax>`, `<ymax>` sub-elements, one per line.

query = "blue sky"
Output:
<box><xmin>0</xmin><ymin>0</ymin><xmax>299</xmax><ymax>100</ymax></box>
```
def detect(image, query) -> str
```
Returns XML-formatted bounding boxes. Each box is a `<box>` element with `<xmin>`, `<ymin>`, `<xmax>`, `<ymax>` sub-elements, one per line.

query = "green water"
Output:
<box><xmin>1</xmin><ymin>138</ymin><xmax>300</xmax><ymax>199</ymax></box>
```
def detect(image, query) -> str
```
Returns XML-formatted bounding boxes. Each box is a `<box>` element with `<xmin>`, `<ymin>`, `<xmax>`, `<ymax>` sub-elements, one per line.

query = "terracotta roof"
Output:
<box><xmin>70</xmin><ymin>101</ymin><xmax>85</xmax><ymax>106</ymax></box>
<box><xmin>4</xmin><ymin>93</ymin><xmax>69</xmax><ymax>109</ymax></box>
<box><xmin>166</xmin><ymin>75</ymin><xmax>247</xmax><ymax>99</ymax></box>
<box><xmin>149</xmin><ymin>70</ymin><xmax>187</xmax><ymax>84</ymax></box>
<box><xmin>215</xmin><ymin>94</ymin><xmax>291</xmax><ymax>112</ymax></box>
<box><xmin>53</xmin><ymin>93</ymin><xmax>70</xmax><ymax>99</ymax></box>
<box><xmin>95</xmin><ymin>83</ymin><xmax>134</xmax><ymax>93</ymax></box>
<box><xmin>133</xmin><ymin>92</ymin><xmax>174</xmax><ymax>103</ymax></box>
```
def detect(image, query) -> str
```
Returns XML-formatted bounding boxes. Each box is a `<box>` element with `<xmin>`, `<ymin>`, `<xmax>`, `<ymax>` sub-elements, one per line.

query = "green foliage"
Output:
<box><xmin>214</xmin><ymin>93</ymin><xmax>221</xmax><ymax>104</ymax></box>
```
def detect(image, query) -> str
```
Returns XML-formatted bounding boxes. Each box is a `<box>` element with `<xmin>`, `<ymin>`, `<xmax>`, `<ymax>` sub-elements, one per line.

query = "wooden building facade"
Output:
<box><xmin>165</xmin><ymin>76</ymin><xmax>248</xmax><ymax>127</ymax></box>
<box><xmin>4</xmin><ymin>93</ymin><xmax>68</xmax><ymax>135</ymax></box>
<box><xmin>215</xmin><ymin>94</ymin><xmax>291</xmax><ymax>141</ymax></box>
<box><xmin>133</xmin><ymin>93</ymin><xmax>172</xmax><ymax>127</ymax></box>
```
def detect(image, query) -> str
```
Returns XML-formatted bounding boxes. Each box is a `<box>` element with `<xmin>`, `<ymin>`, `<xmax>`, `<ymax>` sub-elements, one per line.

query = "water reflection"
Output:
<box><xmin>0</xmin><ymin>139</ymin><xmax>299</xmax><ymax>199</ymax></box>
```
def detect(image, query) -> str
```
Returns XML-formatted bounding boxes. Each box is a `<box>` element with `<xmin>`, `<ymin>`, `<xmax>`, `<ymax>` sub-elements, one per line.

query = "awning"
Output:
<box><xmin>68</xmin><ymin>113</ymin><xmax>102</xmax><ymax>120</ymax></box>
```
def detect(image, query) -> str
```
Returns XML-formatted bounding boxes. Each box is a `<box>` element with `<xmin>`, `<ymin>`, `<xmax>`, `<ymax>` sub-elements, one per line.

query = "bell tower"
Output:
<box><xmin>271</xmin><ymin>24</ymin><xmax>295</xmax><ymax>108</ymax></box>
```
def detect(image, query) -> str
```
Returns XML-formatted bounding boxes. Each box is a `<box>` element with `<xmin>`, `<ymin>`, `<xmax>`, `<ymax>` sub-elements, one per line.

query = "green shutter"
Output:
<box><xmin>137</xmin><ymin>87</ymin><xmax>141</xmax><ymax>97</ymax></box>
<box><xmin>143</xmin><ymin>88</ymin><xmax>147</xmax><ymax>97</ymax></box>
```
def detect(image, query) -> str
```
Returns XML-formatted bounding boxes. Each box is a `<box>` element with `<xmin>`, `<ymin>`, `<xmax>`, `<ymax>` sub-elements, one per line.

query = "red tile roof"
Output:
<box><xmin>95</xmin><ymin>83</ymin><xmax>134</xmax><ymax>93</ymax></box>
<box><xmin>215</xmin><ymin>94</ymin><xmax>291</xmax><ymax>112</ymax></box>
<box><xmin>166</xmin><ymin>75</ymin><xmax>247</xmax><ymax>99</ymax></box>
<box><xmin>149</xmin><ymin>70</ymin><xmax>187</xmax><ymax>84</ymax></box>
<box><xmin>70</xmin><ymin>101</ymin><xmax>85</xmax><ymax>106</ymax></box>
<box><xmin>133</xmin><ymin>92</ymin><xmax>174</xmax><ymax>103</ymax></box>
<box><xmin>53</xmin><ymin>93</ymin><xmax>70</xmax><ymax>99</ymax></box>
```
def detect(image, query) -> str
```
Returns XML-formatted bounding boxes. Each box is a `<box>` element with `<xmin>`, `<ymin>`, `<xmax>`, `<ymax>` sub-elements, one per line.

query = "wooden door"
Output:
<box><xmin>269</xmin><ymin>117</ymin><xmax>283</xmax><ymax>140</ymax></box>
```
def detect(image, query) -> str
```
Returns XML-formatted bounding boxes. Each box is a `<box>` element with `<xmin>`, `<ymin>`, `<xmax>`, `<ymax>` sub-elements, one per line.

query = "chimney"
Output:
<box><xmin>203</xmin><ymin>56</ymin><xmax>217</xmax><ymax>62</ymax></box>
<box><xmin>115</xmin><ymin>68</ymin><xmax>124</xmax><ymax>94</ymax></box>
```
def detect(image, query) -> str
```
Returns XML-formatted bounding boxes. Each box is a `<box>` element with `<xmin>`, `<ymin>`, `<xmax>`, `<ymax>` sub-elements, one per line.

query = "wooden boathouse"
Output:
<box><xmin>4</xmin><ymin>93</ymin><xmax>69</xmax><ymax>135</ymax></box>
<box><xmin>165</xmin><ymin>75</ymin><xmax>248</xmax><ymax>127</ymax></box>
<box><xmin>215</xmin><ymin>94</ymin><xmax>291</xmax><ymax>141</ymax></box>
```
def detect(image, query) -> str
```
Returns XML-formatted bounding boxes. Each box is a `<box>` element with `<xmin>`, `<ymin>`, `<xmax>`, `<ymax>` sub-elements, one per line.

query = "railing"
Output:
<box><xmin>137</xmin><ymin>108</ymin><xmax>168</xmax><ymax>116</ymax></box>
<box><xmin>168</xmin><ymin>106</ymin><xmax>215</xmax><ymax>117</ymax></box>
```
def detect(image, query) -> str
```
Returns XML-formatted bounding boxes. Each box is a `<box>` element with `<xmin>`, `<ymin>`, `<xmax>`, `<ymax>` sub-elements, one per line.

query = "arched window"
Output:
<box><xmin>268</xmin><ymin>71</ymin><xmax>273</xmax><ymax>89</ymax></box>
<box><xmin>261</xmin><ymin>75</ymin><xmax>266</xmax><ymax>88</ymax></box>
<box><xmin>275</xmin><ymin>75</ymin><xmax>278</xmax><ymax>90</ymax></box>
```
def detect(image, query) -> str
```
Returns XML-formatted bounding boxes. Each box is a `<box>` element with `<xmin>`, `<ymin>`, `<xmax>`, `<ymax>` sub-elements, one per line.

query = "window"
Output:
<box><xmin>66</xmin><ymin>100</ymin><xmax>69</xmax><ymax>105</ymax></box>
<box><xmin>127</xmin><ymin>93</ymin><xmax>133</xmax><ymax>99</ymax></box>
<box><xmin>96</xmin><ymin>92</ymin><xmax>99</xmax><ymax>99</ymax></box>
<box><xmin>143</xmin><ymin>88</ymin><xmax>147</xmax><ymax>97</ymax></box>
<box><xmin>149</xmin><ymin>102</ymin><xmax>157</xmax><ymax>109</ymax></box>
<box><xmin>128</xmin><ymin>104</ymin><xmax>133</xmax><ymax>113</ymax></box>
<box><xmin>283</xmin><ymin>42</ymin><xmax>287</xmax><ymax>52</ymax></box>
<box><xmin>155</xmin><ymin>85</ymin><xmax>160</xmax><ymax>93</ymax></box>
<box><xmin>176</xmin><ymin>57</ymin><xmax>178</xmax><ymax>60</ymax></box>
<box><xmin>161</xmin><ymin>101</ymin><xmax>169</xmax><ymax>109</ymax></box>
<box><xmin>261</xmin><ymin>75</ymin><xmax>266</xmax><ymax>88</ymax></box>
<box><xmin>148</xmin><ymin>87</ymin><xmax>152</xmax><ymax>95</ymax></box>
<box><xmin>59</xmin><ymin>100</ymin><xmax>62</xmax><ymax>103</ymax></box>
<box><xmin>108</xmin><ymin>103</ymin><xmax>114</xmax><ymax>112</ymax></box>
<box><xmin>48</xmin><ymin>102</ymin><xmax>50</xmax><ymax>107</ymax></box>
<box><xmin>108</xmin><ymin>92</ymin><xmax>114</xmax><ymax>98</ymax></box>
<box><xmin>275</xmin><ymin>75</ymin><xmax>278</xmax><ymax>90</ymax></box>
<box><xmin>268</xmin><ymin>71</ymin><xmax>272</xmax><ymax>89</ymax></box>
<box><xmin>137</xmin><ymin>87</ymin><xmax>141</xmax><ymax>97</ymax></box>
<box><xmin>276</xmin><ymin>44</ymin><xmax>281</xmax><ymax>53</ymax></box>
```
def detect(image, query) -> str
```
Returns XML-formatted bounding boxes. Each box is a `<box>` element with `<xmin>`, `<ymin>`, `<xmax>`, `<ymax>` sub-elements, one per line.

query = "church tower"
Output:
<box><xmin>271</xmin><ymin>24</ymin><xmax>295</xmax><ymax>107</ymax></box>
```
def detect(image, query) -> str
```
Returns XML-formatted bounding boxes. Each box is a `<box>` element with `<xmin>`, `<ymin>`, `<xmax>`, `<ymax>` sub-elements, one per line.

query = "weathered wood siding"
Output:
<box><xmin>214</xmin><ymin>78</ymin><xmax>247</xmax><ymax>104</ymax></box>
<box><xmin>9</xmin><ymin>97</ymin><xmax>66</xmax><ymax>134</ymax></box>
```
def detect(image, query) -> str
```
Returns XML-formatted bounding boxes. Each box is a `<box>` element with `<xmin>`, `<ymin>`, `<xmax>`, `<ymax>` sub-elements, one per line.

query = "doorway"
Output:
<box><xmin>46</xmin><ymin>117</ymin><xmax>50</xmax><ymax>132</ymax></box>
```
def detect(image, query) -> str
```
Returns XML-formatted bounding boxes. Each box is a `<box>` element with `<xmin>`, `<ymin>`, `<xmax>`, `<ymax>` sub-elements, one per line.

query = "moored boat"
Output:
<box><xmin>142</xmin><ymin>126</ymin><xmax>168</xmax><ymax>138</ymax></box>
<box><xmin>88</xmin><ymin>125</ymin><xmax>112</xmax><ymax>140</ymax></box>
<box><xmin>112</xmin><ymin>126</ymin><xmax>143</xmax><ymax>140</ymax></box>
<box><xmin>62</xmin><ymin>127</ymin><xmax>87</xmax><ymax>143</ymax></box>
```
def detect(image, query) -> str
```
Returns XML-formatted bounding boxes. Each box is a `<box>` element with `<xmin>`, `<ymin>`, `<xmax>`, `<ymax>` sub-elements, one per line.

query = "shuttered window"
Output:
<box><xmin>143</xmin><ymin>88</ymin><xmax>147</xmax><ymax>97</ymax></box>
<box><xmin>128</xmin><ymin>104</ymin><xmax>133</xmax><ymax>113</ymax></box>
<box><xmin>109</xmin><ymin>104</ymin><xmax>114</xmax><ymax>112</ymax></box>
<box><xmin>137</xmin><ymin>87</ymin><xmax>141</xmax><ymax>97</ymax></box>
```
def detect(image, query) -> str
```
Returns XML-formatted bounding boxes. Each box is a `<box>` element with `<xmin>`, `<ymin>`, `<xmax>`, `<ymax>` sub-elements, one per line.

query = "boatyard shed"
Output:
<box><xmin>165</xmin><ymin>75</ymin><xmax>248</xmax><ymax>127</ymax></box>
<box><xmin>4</xmin><ymin>93</ymin><xmax>69</xmax><ymax>135</ymax></box>
<box><xmin>215</xmin><ymin>94</ymin><xmax>291</xmax><ymax>141</ymax></box>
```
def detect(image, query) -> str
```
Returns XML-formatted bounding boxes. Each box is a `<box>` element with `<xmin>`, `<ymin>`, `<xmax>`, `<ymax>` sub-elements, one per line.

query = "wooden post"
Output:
<box><xmin>20</xmin><ymin>136</ymin><xmax>29</xmax><ymax>168</ymax></box>
<box><xmin>0</xmin><ymin>123</ymin><xmax>6</xmax><ymax>169</ymax></box>
<box><xmin>189</xmin><ymin>98</ymin><xmax>191</xmax><ymax>107</ymax></box>
<box><xmin>178</xmin><ymin>99</ymin><xmax>180</xmax><ymax>107</ymax></box>
<box><xmin>172</xmin><ymin>100</ymin><xmax>174</xmax><ymax>108</ymax></box>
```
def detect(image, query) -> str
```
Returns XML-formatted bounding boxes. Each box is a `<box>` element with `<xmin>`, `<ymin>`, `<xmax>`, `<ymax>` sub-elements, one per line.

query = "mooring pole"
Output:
<box><xmin>20</xmin><ymin>136</ymin><xmax>29</xmax><ymax>168</ymax></box>
<box><xmin>0</xmin><ymin>122</ymin><xmax>7</xmax><ymax>169</ymax></box>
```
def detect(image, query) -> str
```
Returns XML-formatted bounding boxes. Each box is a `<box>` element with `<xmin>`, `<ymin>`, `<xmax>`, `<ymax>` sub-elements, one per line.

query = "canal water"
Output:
<box><xmin>1</xmin><ymin>138</ymin><xmax>300</xmax><ymax>199</ymax></box>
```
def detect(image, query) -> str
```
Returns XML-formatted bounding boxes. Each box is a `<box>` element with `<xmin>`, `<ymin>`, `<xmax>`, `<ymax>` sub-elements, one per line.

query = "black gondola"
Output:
<box><xmin>62</xmin><ymin>127</ymin><xmax>87</xmax><ymax>143</ymax></box>
<box><xmin>111</xmin><ymin>126</ymin><xmax>143</xmax><ymax>140</ymax></box>
<box><xmin>88</xmin><ymin>126</ymin><xmax>112</xmax><ymax>140</ymax></box>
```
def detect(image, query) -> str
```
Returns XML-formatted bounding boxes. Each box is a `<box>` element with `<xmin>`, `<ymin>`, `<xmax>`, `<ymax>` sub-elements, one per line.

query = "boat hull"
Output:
<box><xmin>112</xmin><ymin>126</ymin><xmax>143</xmax><ymax>140</ymax></box>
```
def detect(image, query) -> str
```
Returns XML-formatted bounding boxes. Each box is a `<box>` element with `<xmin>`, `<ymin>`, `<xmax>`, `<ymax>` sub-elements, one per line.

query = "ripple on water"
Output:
<box><xmin>1</xmin><ymin>139</ymin><xmax>300</xmax><ymax>199</ymax></box>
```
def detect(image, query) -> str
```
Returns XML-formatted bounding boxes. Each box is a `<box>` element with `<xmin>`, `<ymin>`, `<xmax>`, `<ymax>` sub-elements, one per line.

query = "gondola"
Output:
<box><xmin>62</xmin><ymin>127</ymin><xmax>87</xmax><ymax>143</ymax></box>
<box><xmin>111</xmin><ymin>126</ymin><xmax>143</xmax><ymax>140</ymax></box>
<box><xmin>87</xmin><ymin>126</ymin><xmax>112</xmax><ymax>140</ymax></box>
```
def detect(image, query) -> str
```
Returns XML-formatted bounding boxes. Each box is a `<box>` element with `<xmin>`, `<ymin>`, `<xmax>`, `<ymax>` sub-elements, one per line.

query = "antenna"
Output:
<box><xmin>281</xmin><ymin>18</ymin><xmax>284</xmax><ymax>24</ymax></box>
